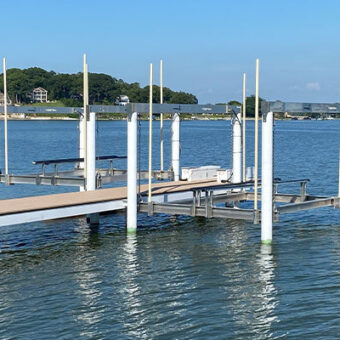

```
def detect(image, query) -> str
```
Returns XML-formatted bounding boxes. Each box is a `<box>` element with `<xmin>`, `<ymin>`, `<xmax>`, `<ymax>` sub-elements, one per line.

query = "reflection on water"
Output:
<box><xmin>119</xmin><ymin>234</ymin><xmax>145</xmax><ymax>338</ymax></box>
<box><xmin>72</xmin><ymin>223</ymin><xmax>104</xmax><ymax>338</ymax></box>
<box><xmin>256</xmin><ymin>244</ymin><xmax>279</xmax><ymax>337</ymax></box>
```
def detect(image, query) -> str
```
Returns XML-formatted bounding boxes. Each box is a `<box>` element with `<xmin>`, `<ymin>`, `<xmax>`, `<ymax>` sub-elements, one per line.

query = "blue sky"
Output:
<box><xmin>1</xmin><ymin>0</ymin><xmax>340</xmax><ymax>103</ymax></box>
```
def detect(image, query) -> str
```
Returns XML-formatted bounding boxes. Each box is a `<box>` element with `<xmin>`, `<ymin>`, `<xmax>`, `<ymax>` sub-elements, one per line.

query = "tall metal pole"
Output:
<box><xmin>261</xmin><ymin>111</ymin><xmax>273</xmax><ymax>243</ymax></box>
<box><xmin>127</xmin><ymin>111</ymin><xmax>138</xmax><ymax>231</ymax></box>
<box><xmin>148</xmin><ymin>63</ymin><xmax>153</xmax><ymax>202</ymax></box>
<box><xmin>254</xmin><ymin>59</ymin><xmax>260</xmax><ymax>215</ymax></box>
<box><xmin>242</xmin><ymin>73</ymin><xmax>246</xmax><ymax>182</ymax></box>
<box><xmin>160</xmin><ymin>59</ymin><xmax>164</xmax><ymax>171</ymax></box>
<box><xmin>3</xmin><ymin>58</ymin><xmax>8</xmax><ymax>175</ymax></box>
<box><xmin>83</xmin><ymin>54</ymin><xmax>88</xmax><ymax>186</ymax></box>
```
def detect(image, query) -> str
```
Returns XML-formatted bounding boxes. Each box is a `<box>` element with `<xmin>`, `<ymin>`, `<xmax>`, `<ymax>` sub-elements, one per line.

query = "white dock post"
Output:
<box><xmin>79</xmin><ymin>109</ymin><xmax>85</xmax><ymax>191</ymax></box>
<box><xmin>127</xmin><ymin>111</ymin><xmax>138</xmax><ymax>232</ymax></box>
<box><xmin>83</xmin><ymin>54</ymin><xmax>88</xmax><ymax>182</ymax></box>
<box><xmin>171</xmin><ymin>113</ymin><xmax>180</xmax><ymax>181</ymax></box>
<box><xmin>3</xmin><ymin>58</ymin><xmax>8</xmax><ymax>176</ymax></box>
<box><xmin>242</xmin><ymin>73</ymin><xmax>246</xmax><ymax>182</ymax></box>
<box><xmin>254</xmin><ymin>58</ymin><xmax>260</xmax><ymax>222</ymax></box>
<box><xmin>86</xmin><ymin>112</ymin><xmax>96</xmax><ymax>191</ymax></box>
<box><xmin>160</xmin><ymin>59</ymin><xmax>164</xmax><ymax>172</ymax></box>
<box><xmin>86</xmin><ymin>111</ymin><xmax>98</xmax><ymax>225</ymax></box>
<box><xmin>232</xmin><ymin>110</ymin><xmax>242</xmax><ymax>184</ymax></box>
<box><xmin>261</xmin><ymin>111</ymin><xmax>274</xmax><ymax>244</ymax></box>
<box><xmin>148</xmin><ymin>63</ymin><xmax>153</xmax><ymax>203</ymax></box>
<box><xmin>79</xmin><ymin>113</ymin><xmax>84</xmax><ymax>167</ymax></box>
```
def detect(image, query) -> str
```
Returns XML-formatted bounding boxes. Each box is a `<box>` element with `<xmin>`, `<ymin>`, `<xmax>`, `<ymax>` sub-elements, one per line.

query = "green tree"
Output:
<box><xmin>0</xmin><ymin>67</ymin><xmax>199</xmax><ymax>105</ymax></box>
<box><xmin>228</xmin><ymin>100</ymin><xmax>241</xmax><ymax>106</ymax></box>
<box><xmin>246</xmin><ymin>95</ymin><xmax>265</xmax><ymax>117</ymax></box>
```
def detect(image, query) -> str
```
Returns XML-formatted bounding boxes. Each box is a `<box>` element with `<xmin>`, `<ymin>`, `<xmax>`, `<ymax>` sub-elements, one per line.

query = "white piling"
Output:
<box><xmin>83</xmin><ymin>54</ymin><xmax>88</xmax><ymax>181</ymax></box>
<box><xmin>254</xmin><ymin>58</ymin><xmax>260</xmax><ymax>216</ymax></box>
<box><xmin>261</xmin><ymin>111</ymin><xmax>273</xmax><ymax>244</ymax></box>
<box><xmin>3</xmin><ymin>58</ymin><xmax>8</xmax><ymax>175</ymax></box>
<box><xmin>79</xmin><ymin>112</ymin><xmax>85</xmax><ymax>191</ymax></box>
<box><xmin>171</xmin><ymin>113</ymin><xmax>180</xmax><ymax>181</ymax></box>
<box><xmin>338</xmin><ymin>149</ymin><xmax>340</xmax><ymax>198</ymax></box>
<box><xmin>86</xmin><ymin>112</ymin><xmax>96</xmax><ymax>191</ymax></box>
<box><xmin>127</xmin><ymin>111</ymin><xmax>137</xmax><ymax>232</ymax></box>
<box><xmin>242</xmin><ymin>73</ymin><xmax>246</xmax><ymax>182</ymax></box>
<box><xmin>79</xmin><ymin>112</ymin><xmax>85</xmax><ymax>168</ymax></box>
<box><xmin>232</xmin><ymin>111</ymin><xmax>242</xmax><ymax>184</ymax></box>
<box><xmin>148</xmin><ymin>63</ymin><xmax>153</xmax><ymax>202</ymax></box>
<box><xmin>160</xmin><ymin>59</ymin><xmax>164</xmax><ymax>171</ymax></box>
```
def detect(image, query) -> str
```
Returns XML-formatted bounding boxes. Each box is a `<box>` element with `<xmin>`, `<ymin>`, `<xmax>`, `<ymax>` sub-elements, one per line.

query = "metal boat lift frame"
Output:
<box><xmin>1</xmin><ymin>56</ymin><xmax>340</xmax><ymax>244</ymax></box>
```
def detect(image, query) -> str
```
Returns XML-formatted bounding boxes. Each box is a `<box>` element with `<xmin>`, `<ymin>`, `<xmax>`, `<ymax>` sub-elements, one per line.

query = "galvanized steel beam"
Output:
<box><xmin>276</xmin><ymin>197</ymin><xmax>335</xmax><ymax>214</ymax></box>
<box><xmin>139</xmin><ymin>203</ymin><xmax>254</xmax><ymax>221</ymax></box>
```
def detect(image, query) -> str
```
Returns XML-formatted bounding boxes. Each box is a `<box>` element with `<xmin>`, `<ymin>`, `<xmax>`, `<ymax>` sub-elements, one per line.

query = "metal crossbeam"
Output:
<box><xmin>245</xmin><ymin>192</ymin><xmax>326</xmax><ymax>203</ymax></box>
<box><xmin>33</xmin><ymin>155</ymin><xmax>126</xmax><ymax>165</ymax></box>
<box><xmin>0</xmin><ymin>169</ymin><xmax>174</xmax><ymax>187</ymax></box>
<box><xmin>276</xmin><ymin>197</ymin><xmax>336</xmax><ymax>214</ymax></box>
<box><xmin>0</xmin><ymin>103</ymin><xmax>240</xmax><ymax>115</ymax></box>
<box><xmin>262</xmin><ymin>101</ymin><xmax>340</xmax><ymax>114</ymax></box>
<box><xmin>139</xmin><ymin>203</ymin><xmax>254</xmax><ymax>221</ymax></box>
<box><xmin>0</xmin><ymin>174</ymin><xmax>85</xmax><ymax>187</ymax></box>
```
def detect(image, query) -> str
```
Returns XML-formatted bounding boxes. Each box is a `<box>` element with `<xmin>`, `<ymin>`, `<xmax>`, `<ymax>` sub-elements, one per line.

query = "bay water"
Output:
<box><xmin>0</xmin><ymin>119</ymin><xmax>339</xmax><ymax>339</ymax></box>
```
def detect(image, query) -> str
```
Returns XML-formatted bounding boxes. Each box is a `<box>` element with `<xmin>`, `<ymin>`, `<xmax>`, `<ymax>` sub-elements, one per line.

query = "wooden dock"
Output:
<box><xmin>0</xmin><ymin>177</ymin><xmax>337</xmax><ymax>228</ymax></box>
<box><xmin>0</xmin><ymin>179</ymin><xmax>224</xmax><ymax>226</ymax></box>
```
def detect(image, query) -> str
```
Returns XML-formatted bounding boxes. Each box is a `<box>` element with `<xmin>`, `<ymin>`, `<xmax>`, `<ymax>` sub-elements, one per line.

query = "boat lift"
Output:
<box><xmin>1</xmin><ymin>56</ymin><xmax>340</xmax><ymax>244</ymax></box>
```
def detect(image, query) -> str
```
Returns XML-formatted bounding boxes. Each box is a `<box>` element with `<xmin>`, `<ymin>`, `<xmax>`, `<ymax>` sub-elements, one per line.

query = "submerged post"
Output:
<box><xmin>171</xmin><ymin>113</ymin><xmax>180</xmax><ymax>181</ymax></box>
<box><xmin>232</xmin><ymin>110</ymin><xmax>242</xmax><ymax>184</ymax></box>
<box><xmin>127</xmin><ymin>111</ymin><xmax>138</xmax><ymax>232</ymax></box>
<box><xmin>86</xmin><ymin>112</ymin><xmax>96</xmax><ymax>191</ymax></box>
<box><xmin>261</xmin><ymin>111</ymin><xmax>274</xmax><ymax>244</ymax></box>
<box><xmin>3</xmin><ymin>58</ymin><xmax>8</xmax><ymax>175</ymax></box>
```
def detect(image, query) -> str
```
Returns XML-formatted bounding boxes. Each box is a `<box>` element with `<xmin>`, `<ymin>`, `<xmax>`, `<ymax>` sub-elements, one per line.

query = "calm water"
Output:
<box><xmin>0</xmin><ymin>119</ymin><xmax>340</xmax><ymax>339</ymax></box>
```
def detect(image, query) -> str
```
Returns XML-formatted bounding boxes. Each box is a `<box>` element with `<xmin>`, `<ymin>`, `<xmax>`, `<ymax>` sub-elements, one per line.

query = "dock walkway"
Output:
<box><xmin>0</xmin><ymin>179</ymin><xmax>222</xmax><ymax>226</ymax></box>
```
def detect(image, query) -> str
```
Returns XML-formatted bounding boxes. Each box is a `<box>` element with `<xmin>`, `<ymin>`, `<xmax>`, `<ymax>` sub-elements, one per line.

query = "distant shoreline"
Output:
<box><xmin>0</xmin><ymin>115</ymin><xmax>337</xmax><ymax>121</ymax></box>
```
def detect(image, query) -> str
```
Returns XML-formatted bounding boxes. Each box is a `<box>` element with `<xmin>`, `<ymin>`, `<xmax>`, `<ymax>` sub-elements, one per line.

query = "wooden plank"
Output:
<box><xmin>0</xmin><ymin>179</ymin><xmax>219</xmax><ymax>216</ymax></box>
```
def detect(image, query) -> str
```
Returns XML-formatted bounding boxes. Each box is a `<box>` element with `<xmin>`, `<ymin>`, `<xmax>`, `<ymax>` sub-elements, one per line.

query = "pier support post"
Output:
<box><xmin>86</xmin><ymin>112</ymin><xmax>98</xmax><ymax>225</ymax></box>
<box><xmin>79</xmin><ymin>113</ymin><xmax>85</xmax><ymax>169</ymax></box>
<box><xmin>127</xmin><ymin>111</ymin><xmax>138</xmax><ymax>232</ymax></box>
<box><xmin>232</xmin><ymin>111</ymin><xmax>242</xmax><ymax>184</ymax></box>
<box><xmin>261</xmin><ymin>111</ymin><xmax>274</xmax><ymax>244</ymax></box>
<box><xmin>86</xmin><ymin>112</ymin><xmax>96</xmax><ymax>191</ymax></box>
<box><xmin>87</xmin><ymin>213</ymin><xmax>99</xmax><ymax>225</ymax></box>
<box><xmin>79</xmin><ymin>112</ymin><xmax>85</xmax><ymax>191</ymax></box>
<box><xmin>171</xmin><ymin>113</ymin><xmax>181</xmax><ymax>181</ymax></box>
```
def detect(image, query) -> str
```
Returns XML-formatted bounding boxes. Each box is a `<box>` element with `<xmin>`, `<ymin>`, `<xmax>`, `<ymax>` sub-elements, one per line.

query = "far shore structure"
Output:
<box><xmin>1</xmin><ymin>55</ymin><xmax>340</xmax><ymax>245</ymax></box>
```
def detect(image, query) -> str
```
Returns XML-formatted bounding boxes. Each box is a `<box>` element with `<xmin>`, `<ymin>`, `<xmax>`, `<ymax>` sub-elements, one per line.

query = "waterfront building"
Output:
<box><xmin>32</xmin><ymin>87</ymin><xmax>48</xmax><ymax>103</ymax></box>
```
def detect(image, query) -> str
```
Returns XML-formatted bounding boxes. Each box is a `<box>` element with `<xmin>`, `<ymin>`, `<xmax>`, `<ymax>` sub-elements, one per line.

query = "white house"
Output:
<box><xmin>32</xmin><ymin>87</ymin><xmax>48</xmax><ymax>103</ymax></box>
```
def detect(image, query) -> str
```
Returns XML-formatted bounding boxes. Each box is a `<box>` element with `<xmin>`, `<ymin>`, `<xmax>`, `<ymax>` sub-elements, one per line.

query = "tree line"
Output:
<box><xmin>0</xmin><ymin>67</ymin><xmax>198</xmax><ymax>106</ymax></box>
<box><xmin>217</xmin><ymin>96</ymin><xmax>265</xmax><ymax>117</ymax></box>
